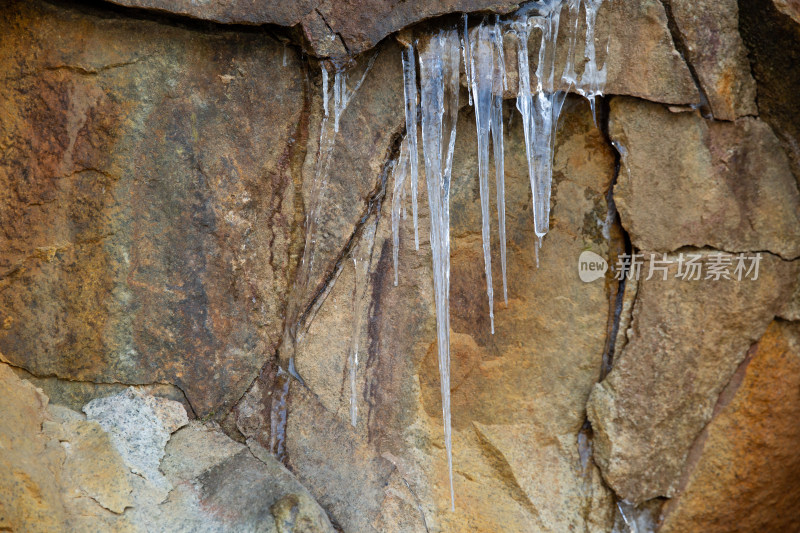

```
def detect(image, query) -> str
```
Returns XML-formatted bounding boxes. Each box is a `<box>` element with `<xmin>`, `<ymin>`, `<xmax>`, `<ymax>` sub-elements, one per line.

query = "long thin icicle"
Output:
<box><xmin>470</xmin><ymin>22</ymin><xmax>496</xmax><ymax>334</ymax></box>
<box><xmin>390</xmin><ymin>0</ymin><xmax>609</xmax><ymax>509</ymax></box>
<box><xmin>491</xmin><ymin>22</ymin><xmax>508</xmax><ymax>305</ymax></box>
<box><xmin>392</xmin><ymin>140</ymin><xmax>411</xmax><ymax>286</ymax></box>
<box><xmin>514</xmin><ymin>1</ymin><xmax>562</xmax><ymax>255</ymax></box>
<box><xmin>419</xmin><ymin>28</ymin><xmax>460</xmax><ymax>511</ymax></box>
<box><xmin>402</xmin><ymin>45</ymin><xmax>421</xmax><ymax>250</ymax></box>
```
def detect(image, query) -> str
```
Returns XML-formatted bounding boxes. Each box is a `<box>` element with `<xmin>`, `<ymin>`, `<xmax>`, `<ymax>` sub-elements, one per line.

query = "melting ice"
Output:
<box><xmin>390</xmin><ymin>0</ymin><xmax>610</xmax><ymax>508</ymax></box>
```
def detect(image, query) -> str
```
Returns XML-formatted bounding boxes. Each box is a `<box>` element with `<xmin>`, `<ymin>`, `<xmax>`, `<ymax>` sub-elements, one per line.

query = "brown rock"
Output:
<box><xmin>588</xmin><ymin>251</ymin><xmax>800</xmax><ymax>503</ymax></box>
<box><xmin>0</xmin><ymin>365</ymin><xmax>67</xmax><ymax>531</ymax></box>
<box><xmin>666</xmin><ymin>0</ymin><xmax>757</xmax><ymax>120</ymax></box>
<box><xmin>604</xmin><ymin>0</ymin><xmax>700</xmax><ymax>105</ymax></box>
<box><xmin>660</xmin><ymin>320</ymin><xmax>800</xmax><ymax>532</ymax></box>
<box><xmin>0</xmin><ymin>0</ymin><xmax>306</xmax><ymax>417</ymax></box>
<box><xmin>57</xmin><ymin>419</ymin><xmax>134</xmax><ymax>514</ymax></box>
<box><xmin>8</xmin><ymin>364</ymin><xmax>193</xmax><ymax>415</ymax></box>
<box><xmin>473</xmin><ymin>422</ymin><xmax>614</xmax><ymax>532</ymax></box>
<box><xmin>773</xmin><ymin>0</ymin><xmax>800</xmax><ymax>25</ymax></box>
<box><xmin>0</xmin><ymin>365</ymin><xmax>140</xmax><ymax>531</ymax></box>
<box><xmin>106</xmin><ymin>0</ymin><xmax>317</xmax><ymax>27</ymax></box>
<box><xmin>104</xmin><ymin>0</ymin><xmax>523</xmax><ymax>56</ymax></box>
<box><xmin>610</xmin><ymin>97</ymin><xmax>800</xmax><ymax>259</ymax></box>
<box><xmin>739</xmin><ymin>0</ymin><xmax>800</xmax><ymax>178</ymax></box>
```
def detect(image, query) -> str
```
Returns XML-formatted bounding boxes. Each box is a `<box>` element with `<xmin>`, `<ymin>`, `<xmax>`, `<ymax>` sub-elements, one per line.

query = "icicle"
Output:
<box><xmin>494</xmin><ymin>16</ymin><xmax>508</xmax><ymax>92</ymax></box>
<box><xmin>348</xmin><ymin>220</ymin><xmax>378</xmax><ymax>427</ymax></box>
<box><xmin>392</xmin><ymin>140</ymin><xmax>411</xmax><ymax>286</ymax></box>
<box><xmin>283</xmin><ymin>43</ymin><xmax>288</xmax><ymax>66</ymax></box>
<box><xmin>419</xmin><ymin>28</ymin><xmax>460</xmax><ymax>511</ymax></box>
<box><xmin>402</xmin><ymin>44</ymin><xmax>421</xmax><ymax>250</ymax></box>
<box><xmin>470</xmin><ymin>22</ymin><xmax>496</xmax><ymax>334</ymax></box>
<box><xmin>561</xmin><ymin>0</ymin><xmax>583</xmax><ymax>89</ymax></box>
<box><xmin>389</xmin><ymin>0</ymin><xmax>611</xmax><ymax>509</ymax></box>
<box><xmin>461</xmin><ymin>14</ymin><xmax>473</xmax><ymax>107</ymax></box>
<box><xmin>552</xmin><ymin>0</ymin><xmax>582</xmax><ymax>122</ymax></box>
<box><xmin>490</xmin><ymin>24</ymin><xmax>508</xmax><ymax>305</ymax></box>
<box><xmin>322</xmin><ymin>64</ymin><xmax>330</xmax><ymax>119</ymax></box>
<box><xmin>581</xmin><ymin>0</ymin><xmax>608</xmax><ymax>123</ymax></box>
<box><xmin>333</xmin><ymin>70</ymin><xmax>344</xmax><ymax>133</ymax></box>
<box><xmin>514</xmin><ymin>1</ymin><xmax>562</xmax><ymax>244</ymax></box>
<box><xmin>349</xmin><ymin>256</ymin><xmax>361</xmax><ymax>427</ymax></box>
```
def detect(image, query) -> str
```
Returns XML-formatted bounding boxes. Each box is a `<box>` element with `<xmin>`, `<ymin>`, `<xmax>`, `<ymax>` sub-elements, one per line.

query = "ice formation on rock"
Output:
<box><xmin>402</xmin><ymin>45</ymin><xmax>421</xmax><ymax>250</ymax></box>
<box><xmin>418</xmin><ymin>28</ymin><xmax>462</xmax><ymax>509</ymax></box>
<box><xmin>282</xmin><ymin>55</ymin><xmax>377</xmax><ymax>387</ymax></box>
<box><xmin>389</xmin><ymin>0</ymin><xmax>610</xmax><ymax>507</ymax></box>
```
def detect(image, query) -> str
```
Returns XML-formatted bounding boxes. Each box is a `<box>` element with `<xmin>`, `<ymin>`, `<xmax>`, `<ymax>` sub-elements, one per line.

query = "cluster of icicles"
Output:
<box><xmin>308</xmin><ymin>0</ymin><xmax>609</xmax><ymax>510</ymax></box>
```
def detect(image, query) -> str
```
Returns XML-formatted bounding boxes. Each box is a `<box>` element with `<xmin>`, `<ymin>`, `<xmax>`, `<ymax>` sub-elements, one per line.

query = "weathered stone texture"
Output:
<box><xmin>588</xmin><ymin>252</ymin><xmax>799</xmax><ymax>503</ymax></box>
<box><xmin>660</xmin><ymin>320</ymin><xmax>800</xmax><ymax>532</ymax></box>
<box><xmin>667</xmin><ymin>0</ymin><xmax>758</xmax><ymax>120</ymax></box>
<box><xmin>610</xmin><ymin>97</ymin><xmax>800</xmax><ymax>259</ymax></box>
<box><xmin>0</xmin><ymin>0</ymin><xmax>306</xmax><ymax>416</ymax></box>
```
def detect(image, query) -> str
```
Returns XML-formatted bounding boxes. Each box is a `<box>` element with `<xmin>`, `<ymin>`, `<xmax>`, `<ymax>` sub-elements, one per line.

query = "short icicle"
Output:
<box><xmin>490</xmin><ymin>22</ymin><xmax>508</xmax><ymax>305</ymax></box>
<box><xmin>418</xmin><ymin>28</ymin><xmax>461</xmax><ymax>511</ymax></box>
<box><xmin>581</xmin><ymin>0</ymin><xmax>608</xmax><ymax>124</ymax></box>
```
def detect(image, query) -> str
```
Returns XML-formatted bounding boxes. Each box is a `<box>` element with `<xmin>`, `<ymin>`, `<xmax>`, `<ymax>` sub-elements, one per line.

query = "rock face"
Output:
<box><xmin>658</xmin><ymin>320</ymin><xmax>800</xmax><ymax>532</ymax></box>
<box><xmin>0</xmin><ymin>0</ymin><xmax>307</xmax><ymax>417</ymax></box>
<box><xmin>2</xmin><ymin>0</ymin><xmax>800</xmax><ymax>531</ymax></box>
<box><xmin>666</xmin><ymin>0</ymin><xmax>758</xmax><ymax>120</ymax></box>
<box><xmin>610</xmin><ymin>97</ymin><xmax>800</xmax><ymax>260</ymax></box>
<box><xmin>0</xmin><ymin>365</ymin><xmax>334</xmax><ymax>532</ymax></box>
<box><xmin>588</xmin><ymin>252</ymin><xmax>799</xmax><ymax>503</ymax></box>
<box><xmin>105</xmin><ymin>0</ymin><xmax>523</xmax><ymax>56</ymax></box>
<box><xmin>739</xmin><ymin>0</ymin><xmax>800</xmax><ymax>177</ymax></box>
